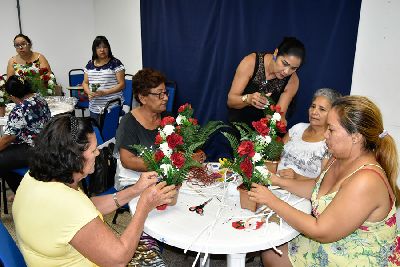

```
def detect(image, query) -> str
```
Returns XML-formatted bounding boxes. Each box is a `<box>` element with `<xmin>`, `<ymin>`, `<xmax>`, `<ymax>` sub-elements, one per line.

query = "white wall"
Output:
<box><xmin>0</xmin><ymin>0</ymin><xmax>142</xmax><ymax>92</ymax></box>
<box><xmin>351</xmin><ymin>0</ymin><xmax>400</xmax><ymax>152</ymax></box>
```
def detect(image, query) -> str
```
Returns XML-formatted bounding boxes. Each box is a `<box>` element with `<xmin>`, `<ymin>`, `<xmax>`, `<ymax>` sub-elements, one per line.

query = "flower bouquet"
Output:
<box><xmin>175</xmin><ymin>103</ymin><xmax>225</xmax><ymax>163</ymax></box>
<box><xmin>15</xmin><ymin>63</ymin><xmax>57</xmax><ymax>96</ymax></box>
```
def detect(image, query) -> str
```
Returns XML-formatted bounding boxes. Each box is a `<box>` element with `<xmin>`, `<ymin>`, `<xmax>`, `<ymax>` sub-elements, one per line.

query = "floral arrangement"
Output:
<box><xmin>221</xmin><ymin>106</ymin><xmax>286</xmax><ymax>191</ymax></box>
<box><xmin>133</xmin><ymin>116</ymin><xmax>202</xmax><ymax>185</ymax></box>
<box><xmin>90</xmin><ymin>83</ymin><xmax>101</xmax><ymax>92</ymax></box>
<box><xmin>15</xmin><ymin>63</ymin><xmax>57</xmax><ymax>96</ymax></box>
<box><xmin>0</xmin><ymin>76</ymin><xmax>8</xmax><ymax>107</ymax></box>
<box><xmin>175</xmin><ymin>103</ymin><xmax>224</xmax><ymax>153</ymax></box>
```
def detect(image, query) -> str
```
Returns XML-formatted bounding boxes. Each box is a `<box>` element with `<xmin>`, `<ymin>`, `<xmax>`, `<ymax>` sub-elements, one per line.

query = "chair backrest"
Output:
<box><xmin>165</xmin><ymin>81</ymin><xmax>176</xmax><ymax>113</ymax></box>
<box><xmin>0</xmin><ymin>222</ymin><xmax>27</xmax><ymax>267</ymax></box>
<box><xmin>122</xmin><ymin>74</ymin><xmax>133</xmax><ymax>111</ymax></box>
<box><xmin>68</xmin><ymin>69</ymin><xmax>84</xmax><ymax>86</ymax></box>
<box><xmin>93</xmin><ymin>124</ymin><xmax>104</xmax><ymax>146</ymax></box>
<box><xmin>99</xmin><ymin>98</ymin><xmax>122</xmax><ymax>142</ymax></box>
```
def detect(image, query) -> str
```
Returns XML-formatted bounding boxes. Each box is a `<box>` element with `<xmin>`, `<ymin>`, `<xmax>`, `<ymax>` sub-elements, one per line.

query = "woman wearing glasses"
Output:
<box><xmin>82</xmin><ymin>36</ymin><xmax>125</xmax><ymax>123</ymax></box>
<box><xmin>113</xmin><ymin>68</ymin><xmax>170</xmax><ymax>266</ymax></box>
<box><xmin>227</xmin><ymin>37</ymin><xmax>305</xmax><ymax>126</ymax></box>
<box><xmin>6</xmin><ymin>34</ymin><xmax>52</xmax><ymax>78</ymax></box>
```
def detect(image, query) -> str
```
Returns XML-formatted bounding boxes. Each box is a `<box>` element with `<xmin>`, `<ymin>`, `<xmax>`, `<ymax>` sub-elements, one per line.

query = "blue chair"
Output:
<box><xmin>0</xmin><ymin>221</ymin><xmax>27</xmax><ymax>267</ymax></box>
<box><xmin>121</xmin><ymin>74</ymin><xmax>133</xmax><ymax>115</ymax></box>
<box><xmin>165</xmin><ymin>81</ymin><xmax>176</xmax><ymax>113</ymax></box>
<box><xmin>68</xmin><ymin>69</ymin><xmax>88</xmax><ymax>117</ymax></box>
<box><xmin>99</xmin><ymin>99</ymin><xmax>122</xmax><ymax>142</ymax></box>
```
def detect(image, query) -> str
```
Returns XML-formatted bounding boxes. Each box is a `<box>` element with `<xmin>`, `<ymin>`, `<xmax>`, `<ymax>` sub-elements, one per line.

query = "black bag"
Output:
<box><xmin>88</xmin><ymin>142</ymin><xmax>117</xmax><ymax>195</ymax></box>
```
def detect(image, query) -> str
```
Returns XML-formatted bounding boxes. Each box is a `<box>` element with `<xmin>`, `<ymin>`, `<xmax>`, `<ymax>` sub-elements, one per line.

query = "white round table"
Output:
<box><xmin>129</xmin><ymin>182</ymin><xmax>311</xmax><ymax>267</ymax></box>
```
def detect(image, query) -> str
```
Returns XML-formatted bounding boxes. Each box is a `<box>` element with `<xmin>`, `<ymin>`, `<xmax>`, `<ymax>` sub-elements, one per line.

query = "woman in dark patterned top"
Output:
<box><xmin>0</xmin><ymin>75</ymin><xmax>50</xmax><ymax>192</ymax></box>
<box><xmin>228</xmin><ymin>37</ymin><xmax>305</xmax><ymax>126</ymax></box>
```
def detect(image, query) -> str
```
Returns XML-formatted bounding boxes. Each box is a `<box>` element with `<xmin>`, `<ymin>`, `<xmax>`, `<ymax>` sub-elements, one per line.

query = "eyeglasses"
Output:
<box><xmin>148</xmin><ymin>91</ymin><xmax>169</xmax><ymax>99</ymax></box>
<box><xmin>14</xmin><ymin>43</ymin><xmax>29</xmax><ymax>49</ymax></box>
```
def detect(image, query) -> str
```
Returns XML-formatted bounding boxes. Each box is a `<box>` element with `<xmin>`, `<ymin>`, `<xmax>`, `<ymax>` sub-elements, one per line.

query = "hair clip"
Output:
<box><xmin>379</xmin><ymin>129</ymin><xmax>388</xmax><ymax>139</ymax></box>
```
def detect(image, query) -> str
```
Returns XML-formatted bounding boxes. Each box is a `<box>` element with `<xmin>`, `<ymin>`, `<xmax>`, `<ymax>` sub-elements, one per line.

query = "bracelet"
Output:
<box><xmin>112</xmin><ymin>192</ymin><xmax>121</xmax><ymax>208</ymax></box>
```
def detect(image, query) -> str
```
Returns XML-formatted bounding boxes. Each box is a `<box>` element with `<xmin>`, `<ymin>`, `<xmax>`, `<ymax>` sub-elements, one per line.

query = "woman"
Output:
<box><xmin>227</xmin><ymin>37</ymin><xmax>305</xmax><ymax>126</ymax></box>
<box><xmin>6</xmin><ymin>34</ymin><xmax>52</xmax><ymax>78</ymax></box>
<box><xmin>82</xmin><ymin>36</ymin><xmax>125</xmax><ymax>123</ymax></box>
<box><xmin>250</xmin><ymin>96</ymin><xmax>399</xmax><ymax>266</ymax></box>
<box><xmin>12</xmin><ymin>114</ymin><xmax>176</xmax><ymax>266</ymax></box>
<box><xmin>0</xmin><ymin>75</ymin><xmax>50</xmax><ymax>193</ymax></box>
<box><xmin>277</xmin><ymin>88</ymin><xmax>341</xmax><ymax>180</ymax></box>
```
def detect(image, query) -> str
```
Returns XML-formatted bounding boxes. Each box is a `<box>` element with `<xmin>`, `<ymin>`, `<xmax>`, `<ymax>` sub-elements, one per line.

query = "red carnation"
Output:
<box><xmin>39</xmin><ymin>68</ymin><xmax>47</xmax><ymax>75</ymax></box>
<box><xmin>155</xmin><ymin>133</ymin><xmax>163</xmax><ymax>144</ymax></box>
<box><xmin>166</xmin><ymin>133</ymin><xmax>183</xmax><ymax>149</ymax></box>
<box><xmin>188</xmin><ymin>118</ymin><xmax>198</xmax><ymax>125</ymax></box>
<box><xmin>30</xmin><ymin>69</ymin><xmax>36</xmax><ymax>75</ymax></box>
<box><xmin>175</xmin><ymin>125</ymin><xmax>181</xmax><ymax>134</ymax></box>
<box><xmin>171</xmin><ymin>152</ymin><xmax>185</xmax><ymax>168</ymax></box>
<box><xmin>237</xmin><ymin>140</ymin><xmax>255</xmax><ymax>157</ymax></box>
<box><xmin>240</xmin><ymin>157</ymin><xmax>253</xmax><ymax>178</ymax></box>
<box><xmin>154</xmin><ymin>150</ymin><xmax>165</xmax><ymax>162</ymax></box>
<box><xmin>42</xmin><ymin>75</ymin><xmax>50</xmax><ymax>82</ymax></box>
<box><xmin>178</xmin><ymin>103</ymin><xmax>191</xmax><ymax>113</ymax></box>
<box><xmin>276</xmin><ymin>121</ymin><xmax>287</xmax><ymax>133</ymax></box>
<box><xmin>160</xmin><ymin>116</ymin><xmax>175</xmax><ymax>127</ymax></box>
<box><xmin>252</xmin><ymin>119</ymin><xmax>269</xmax><ymax>136</ymax></box>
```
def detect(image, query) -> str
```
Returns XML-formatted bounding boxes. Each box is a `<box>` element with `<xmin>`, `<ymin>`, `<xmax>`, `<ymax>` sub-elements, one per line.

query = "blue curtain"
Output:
<box><xmin>141</xmin><ymin>0</ymin><xmax>361</xmax><ymax>127</ymax></box>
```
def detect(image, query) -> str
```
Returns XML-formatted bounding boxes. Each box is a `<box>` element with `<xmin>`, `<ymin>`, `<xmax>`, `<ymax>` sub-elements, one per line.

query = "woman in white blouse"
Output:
<box><xmin>276</xmin><ymin>88</ymin><xmax>341</xmax><ymax>179</ymax></box>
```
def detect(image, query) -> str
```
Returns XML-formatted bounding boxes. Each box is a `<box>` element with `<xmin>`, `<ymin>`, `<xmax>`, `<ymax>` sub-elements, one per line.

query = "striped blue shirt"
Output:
<box><xmin>84</xmin><ymin>57</ymin><xmax>125</xmax><ymax>114</ymax></box>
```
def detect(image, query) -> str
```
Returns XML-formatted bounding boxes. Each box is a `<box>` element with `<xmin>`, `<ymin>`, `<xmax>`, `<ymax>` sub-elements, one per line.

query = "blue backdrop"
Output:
<box><xmin>141</xmin><ymin>0</ymin><xmax>361</xmax><ymax>127</ymax></box>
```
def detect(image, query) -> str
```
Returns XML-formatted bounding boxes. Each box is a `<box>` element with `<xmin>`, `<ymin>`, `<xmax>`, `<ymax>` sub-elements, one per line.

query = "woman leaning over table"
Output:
<box><xmin>82</xmin><ymin>36</ymin><xmax>125</xmax><ymax>123</ymax></box>
<box><xmin>0</xmin><ymin>76</ymin><xmax>50</xmax><ymax>194</ymax></box>
<box><xmin>250</xmin><ymin>96</ymin><xmax>399</xmax><ymax>266</ymax></box>
<box><xmin>227</xmin><ymin>37</ymin><xmax>305</xmax><ymax>126</ymax></box>
<box><xmin>12</xmin><ymin>114</ymin><xmax>176</xmax><ymax>267</ymax></box>
<box><xmin>7</xmin><ymin>34</ymin><xmax>52</xmax><ymax>78</ymax></box>
<box><xmin>276</xmin><ymin>88</ymin><xmax>342</xmax><ymax>180</ymax></box>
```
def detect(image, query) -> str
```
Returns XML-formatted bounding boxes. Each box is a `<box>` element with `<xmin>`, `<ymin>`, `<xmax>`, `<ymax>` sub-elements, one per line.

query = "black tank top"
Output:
<box><xmin>228</xmin><ymin>52</ymin><xmax>291</xmax><ymax>126</ymax></box>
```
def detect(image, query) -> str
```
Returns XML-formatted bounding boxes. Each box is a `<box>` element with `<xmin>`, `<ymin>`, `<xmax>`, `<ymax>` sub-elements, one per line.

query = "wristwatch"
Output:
<box><xmin>241</xmin><ymin>94</ymin><xmax>248</xmax><ymax>104</ymax></box>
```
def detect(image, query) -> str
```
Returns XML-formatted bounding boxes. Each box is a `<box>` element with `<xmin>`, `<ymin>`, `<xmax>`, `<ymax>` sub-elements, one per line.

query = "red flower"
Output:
<box><xmin>188</xmin><ymin>118</ymin><xmax>198</xmax><ymax>125</ymax></box>
<box><xmin>160</xmin><ymin>116</ymin><xmax>175</xmax><ymax>127</ymax></box>
<box><xmin>42</xmin><ymin>75</ymin><xmax>50</xmax><ymax>82</ymax></box>
<box><xmin>237</xmin><ymin>140</ymin><xmax>255</xmax><ymax>157</ymax></box>
<box><xmin>240</xmin><ymin>157</ymin><xmax>253</xmax><ymax>178</ymax></box>
<box><xmin>178</xmin><ymin>103</ymin><xmax>191</xmax><ymax>113</ymax></box>
<box><xmin>171</xmin><ymin>152</ymin><xmax>185</xmax><ymax>168</ymax></box>
<box><xmin>276</xmin><ymin>136</ymin><xmax>282</xmax><ymax>143</ymax></box>
<box><xmin>166</xmin><ymin>133</ymin><xmax>183</xmax><ymax>149</ymax></box>
<box><xmin>276</xmin><ymin>121</ymin><xmax>287</xmax><ymax>133</ymax></box>
<box><xmin>386</xmin><ymin>214</ymin><xmax>397</xmax><ymax>227</ymax></box>
<box><xmin>17</xmin><ymin>70</ymin><xmax>23</xmax><ymax>76</ymax></box>
<box><xmin>358</xmin><ymin>225</ymin><xmax>369</xmax><ymax>231</ymax></box>
<box><xmin>154</xmin><ymin>150</ymin><xmax>165</xmax><ymax>162</ymax></box>
<box><xmin>270</xmin><ymin>105</ymin><xmax>281</xmax><ymax>113</ymax></box>
<box><xmin>232</xmin><ymin>221</ymin><xmax>245</xmax><ymax>229</ymax></box>
<box><xmin>30</xmin><ymin>69</ymin><xmax>36</xmax><ymax>75</ymax></box>
<box><xmin>155</xmin><ymin>133</ymin><xmax>163</xmax><ymax>144</ymax></box>
<box><xmin>175</xmin><ymin>125</ymin><xmax>181</xmax><ymax>134</ymax></box>
<box><xmin>39</xmin><ymin>68</ymin><xmax>48</xmax><ymax>75</ymax></box>
<box><xmin>252</xmin><ymin>118</ymin><xmax>269</xmax><ymax>136</ymax></box>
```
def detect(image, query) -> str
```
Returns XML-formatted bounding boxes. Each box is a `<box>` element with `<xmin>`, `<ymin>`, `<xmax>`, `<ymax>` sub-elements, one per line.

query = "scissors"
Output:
<box><xmin>189</xmin><ymin>198</ymin><xmax>213</xmax><ymax>215</ymax></box>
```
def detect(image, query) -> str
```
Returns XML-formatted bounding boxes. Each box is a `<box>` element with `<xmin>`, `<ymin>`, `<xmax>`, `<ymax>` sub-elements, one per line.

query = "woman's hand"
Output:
<box><xmin>278</xmin><ymin>168</ymin><xmax>297</xmax><ymax>179</ymax></box>
<box><xmin>248</xmin><ymin>183</ymin><xmax>275</xmax><ymax>206</ymax></box>
<box><xmin>88</xmin><ymin>90</ymin><xmax>106</xmax><ymax>100</ymax></box>
<box><xmin>135</xmin><ymin>171</ymin><xmax>158</xmax><ymax>193</ymax></box>
<box><xmin>137</xmin><ymin>182</ymin><xmax>177</xmax><ymax>213</ymax></box>
<box><xmin>248</xmin><ymin>92</ymin><xmax>269</xmax><ymax>109</ymax></box>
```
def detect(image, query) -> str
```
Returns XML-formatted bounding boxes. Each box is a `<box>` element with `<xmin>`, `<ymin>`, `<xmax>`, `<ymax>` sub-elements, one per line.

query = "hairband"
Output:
<box><xmin>70</xmin><ymin>116</ymin><xmax>78</xmax><ymax>142</ymax></box>
<box><xmin>379</xmin><ymin>129</ymin><xmax>388</xmax><ymax>139</ymax></box>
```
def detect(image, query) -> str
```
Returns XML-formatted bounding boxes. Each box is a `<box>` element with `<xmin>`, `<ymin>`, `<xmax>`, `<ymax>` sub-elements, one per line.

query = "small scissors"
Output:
<box><xmin>189</xmin><ymin>198</ymin><xmax>213</xmax><ymax>215</ymax></box>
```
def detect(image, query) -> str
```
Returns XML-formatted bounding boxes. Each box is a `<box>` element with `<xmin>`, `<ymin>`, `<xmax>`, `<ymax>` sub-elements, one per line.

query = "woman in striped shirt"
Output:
<box><xmin>82</xmin><ymin>36</ymin><xmax>125</xmax><ymax>123</ymax></box>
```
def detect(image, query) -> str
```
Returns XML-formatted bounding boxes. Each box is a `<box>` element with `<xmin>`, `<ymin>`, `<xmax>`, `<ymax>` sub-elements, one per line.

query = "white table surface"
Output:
<box><xmin>129</xmin><ymin>180</ymin><xmax>311</xmax><ymax>267</ymax></box>
<box><xmin>0</xmin><ymin>96</ymin><xmax>76</xmax><ymax>127</ymax></box>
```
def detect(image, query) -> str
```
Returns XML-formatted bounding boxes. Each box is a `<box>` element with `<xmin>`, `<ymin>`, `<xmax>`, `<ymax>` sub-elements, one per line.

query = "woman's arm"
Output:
<box><xmin>120</xmin><ymin>147</ymin><xmax>148</xmax><ymax>172</ymax></box>
<box><xmin>71</xmin><ymin>182</ymin><xmax>176</xmax><ymax>267</ymax></box>
<box><xmin>6</xmin><ymin>58</ymin><xmax>15</xmax><ymax>78</ymax></box>
<box><xmin>272</xmin><ymin>173</ymin><xmax>316</xmax><ymax>199</ymax></box>
<box><xmin>82</xmin><ymin>73</ymin><xmax>92</xmax><ymax>97</ymax></box>
<box><xmin>276</xmin><ymin>73</ymin><xmax>299</xmax><ymax>125</ymax></box>
<box><xmin>250</xmin><ymin>168</ymin><xmax>389</xmax><ymax>243</ymax></box>
<box><xmin>90</xmin><ymin>172</ymin><xmax>158</xmax><ymax>215</ymax></box>
<box><xmin>0</xmin><ymin>135</ymin><xmax>16</xmax><ymax>152</ymax></box>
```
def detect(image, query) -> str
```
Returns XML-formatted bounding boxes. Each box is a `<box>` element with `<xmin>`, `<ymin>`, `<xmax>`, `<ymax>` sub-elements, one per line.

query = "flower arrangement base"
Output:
<box><xmin>237</xmin><ymin>184</ymin><xmax>257</xmax><ymax>212</ymax></box>
<box><xmin>156</xmin><ymin>184</ymin><xmax>181</xmax><ymax>210</ymax></box>
<box><xmin>264</xmin><ymin>160</ymin><xmax>279</xmax><ymax>174</ymax></box>
<box><xmin>192</xmin><ymin>149</ymin><xmax>206</xmax><ymax>163</ymax></box>
<box><xmin>0</xmin><ymin>106</ymin><xmax>5</xmax><ymax>117</ymax></box>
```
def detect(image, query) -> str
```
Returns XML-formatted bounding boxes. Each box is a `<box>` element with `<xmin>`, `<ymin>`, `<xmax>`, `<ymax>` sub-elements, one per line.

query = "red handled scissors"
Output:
<box><xmin>189</xmin><ymin>198</ymin><xmax>213</xmax><ymax>215</ymax></box>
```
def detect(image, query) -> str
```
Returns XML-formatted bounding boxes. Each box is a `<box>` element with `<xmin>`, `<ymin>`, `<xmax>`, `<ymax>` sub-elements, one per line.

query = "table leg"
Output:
<box><xmin>199</xmin><ymin>254</ymin><xmax>210</xmax><ymax>267</ymax></box>
<box><xmin>227</xmin><ymin>253</ymin><xmax>246</xmax><ymax>267</ymax></box>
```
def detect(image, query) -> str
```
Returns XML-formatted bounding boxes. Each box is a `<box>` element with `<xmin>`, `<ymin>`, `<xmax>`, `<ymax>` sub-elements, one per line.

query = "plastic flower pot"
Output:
<box><xmin>191</xmin><ymin>149</ymin><xmax>206</xmax><ymax>163</ymax></box>
<box><xmin>237</xmin><ymin>183</ymin><xmax>257</xmax><ymax>212</ymax></box>
<box><xmin>156</xmin><ymin>184</ymin><xmax>181</xmax><ymax>210</ymax></box>
<box><xmin>264</xmin><ymin>160</ymin><xmax>279</xmax><ymax>174</ymax></box>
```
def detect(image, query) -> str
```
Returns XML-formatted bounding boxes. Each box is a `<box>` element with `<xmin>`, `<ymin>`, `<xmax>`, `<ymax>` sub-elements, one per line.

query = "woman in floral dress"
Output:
<box><xmin>249</xmin><ymin>96</ymin><xmax>399</xmax><ymax>266</ymax></box>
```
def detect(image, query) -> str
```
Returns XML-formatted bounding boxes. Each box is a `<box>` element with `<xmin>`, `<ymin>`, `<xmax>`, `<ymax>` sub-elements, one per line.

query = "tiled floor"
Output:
<box><xmin>1</xmin><ymin>188</ymin><xmax>262</xmax><ymax>267</ymax></box>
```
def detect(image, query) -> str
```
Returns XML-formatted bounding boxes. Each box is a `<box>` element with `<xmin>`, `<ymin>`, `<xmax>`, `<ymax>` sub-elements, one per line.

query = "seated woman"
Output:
<box><xmin>7</xmin><ymin>34</ymin><xmax>52</xmax><ymax>78</ymax></box>
<box><xmin>227</xmin><ymin>37</ymin><xmax>305</xmax><ymax>126</ymax></box>
<box><xmin>114</xmin><ymin>68</ymin><xmax>170</xmax><ymax>189</ymax></box>
<box><xmin>12</xmin><ymin>114</ymin><xmax>176</xmax><ymax>266</ymax></box>
<box><xmin>276</xmin><ymin>88</ymin><xmax>341</xmax><ymax>179</ymax></box>
<box><xmin>250</xmin><ymin>96</ymin><xmax>399</xmax><ymax>266</ymax></box>
<box><xmin>0</xmin><ymin>75</ymin><xmax>50</xmax><ymax>193</ymax></box>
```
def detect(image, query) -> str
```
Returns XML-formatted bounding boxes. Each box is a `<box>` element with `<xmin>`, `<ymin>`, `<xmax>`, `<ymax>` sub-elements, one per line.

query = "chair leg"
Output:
<box><xmin>112</xmin><ymin>207</ymin><xmax>129</xmax><ymax>224</ymax></box>
<box><xmin>1</xmin><ymin>177</ymin><xmax>8</xmax><ymax>214</ymax></box>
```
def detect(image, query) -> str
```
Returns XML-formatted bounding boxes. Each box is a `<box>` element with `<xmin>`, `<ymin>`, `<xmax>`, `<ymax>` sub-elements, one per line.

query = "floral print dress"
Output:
<box><xmin>288</xmin><ymin>162</ymin><xmax>398</xmax><ymax>267</ymax></box>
